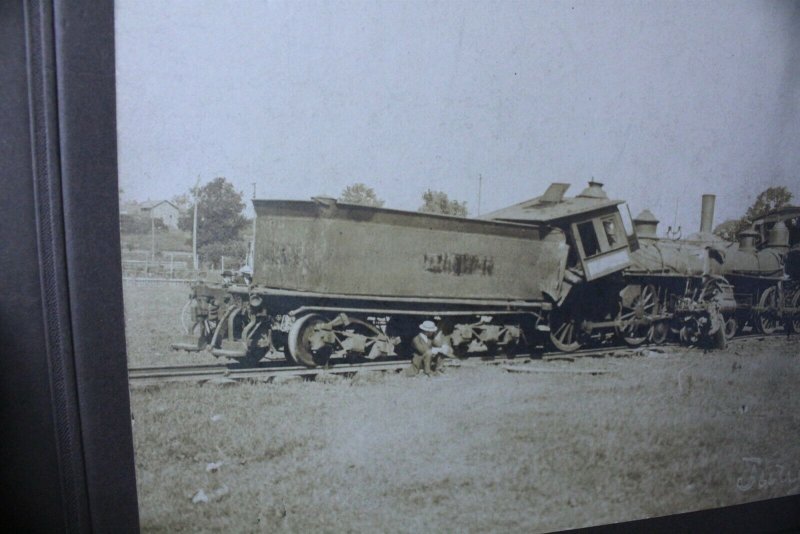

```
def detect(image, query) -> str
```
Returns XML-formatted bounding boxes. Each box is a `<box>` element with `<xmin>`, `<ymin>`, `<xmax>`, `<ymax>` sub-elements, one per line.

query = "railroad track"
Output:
<box><xmin>128</xmin><ymin>332</ymin><xmax>784</xmax><ymax>386</ymax></box>
<box><xmin>128</xmin><ymin>358</ymin><xmax>414</xmax><ymax>386</ymax></box>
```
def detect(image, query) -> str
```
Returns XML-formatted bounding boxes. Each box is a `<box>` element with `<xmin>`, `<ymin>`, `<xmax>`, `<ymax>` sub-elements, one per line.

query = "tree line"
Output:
<box><xmin>123</xmin><ymin>177</ymin><xmax>795</xmax><ymax>267</ymax></box>
<box><xmin>338</xmin><ymin>182</ymin><xmax>468</xmax><ymax>217</ymax></box>
<box><xmin>712</xmin><ymin>186</ymin><xmax>793</xmax><ymax>241</ymax></box>
<box><xmin>126</xmin><ymin>179</ymin><xmax>470</xmax><ymax>266</ymax></box>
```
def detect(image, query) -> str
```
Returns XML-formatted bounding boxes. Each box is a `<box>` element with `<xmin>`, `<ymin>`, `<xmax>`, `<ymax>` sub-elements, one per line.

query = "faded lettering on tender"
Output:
<box><xmin>423</xmin><ymin>253</ymin><xmax>495</xmax><ymax>276</ymax></box>
<box><xmin>264</xmin><ymin>243</ymin><xmax>313</xmax><ymax>274</ymax></box>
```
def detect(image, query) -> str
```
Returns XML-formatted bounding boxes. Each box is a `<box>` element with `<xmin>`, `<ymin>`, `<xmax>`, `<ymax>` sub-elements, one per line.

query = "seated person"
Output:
<box><xmin>408</xmin><ymin>320</ymin><xmax>451</xmax><ymax>376</ymax></box>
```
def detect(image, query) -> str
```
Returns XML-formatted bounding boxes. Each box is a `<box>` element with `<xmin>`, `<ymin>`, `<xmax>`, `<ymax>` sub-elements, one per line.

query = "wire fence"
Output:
<box><xmin>122</xmin><ymin>277</ymin><xmax>198</xmax><ymax>285</ymax></box>
<box><xmin>121</xmin><ymin>255</ymin><xmax>244</xmax><ymax>281</ymax></box>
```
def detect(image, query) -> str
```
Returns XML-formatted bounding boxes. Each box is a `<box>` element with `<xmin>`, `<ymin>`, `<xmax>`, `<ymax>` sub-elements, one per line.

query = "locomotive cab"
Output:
<box><xmin>568</xmin><ymin>206</ymin><xmax>634</xmax><ymax>281</ymax></box>
<box><xmin>482</xmin><ymin>180</ymin><xmax>638</xmax><ymax>283</ymax></box>
<box><xmin>481</xmin><ymin>180</ymin><xmax>644</xmax><ymax>351</ymax></box>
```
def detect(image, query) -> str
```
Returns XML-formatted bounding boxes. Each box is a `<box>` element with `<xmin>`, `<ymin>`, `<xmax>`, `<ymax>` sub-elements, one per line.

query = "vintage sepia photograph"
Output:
<box><xmin>116</xmin><ymin>1</ymin><xmax>800</xmax><ymax>531</ymax></box>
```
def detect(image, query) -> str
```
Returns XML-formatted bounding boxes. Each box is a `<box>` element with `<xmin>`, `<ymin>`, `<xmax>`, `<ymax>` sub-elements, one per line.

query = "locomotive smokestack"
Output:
<box><xmin>700</xmin><ymin>194</ymin><xmax>715</xmax><ymax>234</ymax></box>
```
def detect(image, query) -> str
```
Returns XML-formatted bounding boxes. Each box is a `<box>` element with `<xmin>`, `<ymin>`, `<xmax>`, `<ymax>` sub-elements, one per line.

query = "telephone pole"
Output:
<box><xmin>150</xmin><ymin>212</ymin><xmax>155</xmax><ymax>262</ymax></box>
<box><xmin>192</xmin><ymin>175</ymin><xmax>201</xmax><ymax>270</ymax></box>
<box><xmin>249</xmin><ymin>182</ymin><xmax>257</xmax><ymax>270</ymax></box>
<box><xmin>477</xmin><ymin>174</ymin><xmax>483</xmax><ymax>216</ymax></box>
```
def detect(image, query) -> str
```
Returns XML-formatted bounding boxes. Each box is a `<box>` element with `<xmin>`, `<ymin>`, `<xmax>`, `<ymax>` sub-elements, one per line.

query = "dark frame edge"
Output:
<box><xmin>583</xmin><ymin>493</ymin><xmax>800</xmax><ymax>534</ymax></box>
<box><xmin>24</xmin><ymin>0</ymin><xmax>91</xmax><ymax>530</ymax></box>
<box><xmin>52</xmin><ymin>0</ymin><xmax>140</xmax><ymax>530</ymax></box>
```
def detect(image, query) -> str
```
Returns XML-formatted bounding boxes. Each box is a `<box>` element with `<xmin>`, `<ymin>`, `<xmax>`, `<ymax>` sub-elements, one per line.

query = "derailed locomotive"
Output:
<box><xmin>171</xmin><ymin>181</ymin><xmax>799</xmax><ymax>366</ymax></box>
<box><xmin>622</xmin><ymin>197</ymin><xmax>798</xmax><ymax>349</ymax></box>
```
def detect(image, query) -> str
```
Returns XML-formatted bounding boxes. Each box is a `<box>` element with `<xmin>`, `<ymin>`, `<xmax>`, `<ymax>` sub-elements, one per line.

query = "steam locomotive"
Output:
<box><xmin>621</xmin><ymin>197</ymin><xmax>799</xmax><ymax>348</ymax></box>
<box><xmin>171</xmin><ymin>182</ymin><xmax>799</xmax><ymax>366</ymax></box>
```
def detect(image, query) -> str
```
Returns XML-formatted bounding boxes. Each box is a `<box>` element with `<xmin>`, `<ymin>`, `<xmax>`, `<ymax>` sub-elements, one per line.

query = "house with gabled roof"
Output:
<box><xmin>139</xmin><ymin>200</ymin><xmax>180</xmax><ymax>229</ymax></box>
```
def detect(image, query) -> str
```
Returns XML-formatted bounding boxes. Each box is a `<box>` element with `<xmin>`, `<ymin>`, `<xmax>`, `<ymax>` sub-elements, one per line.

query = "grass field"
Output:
<box><xmin>124</xmin><ymin>284</ymin><xmax>800</xmax><ymax>532</ymax></box>
<box><xmin>123</xmin><ymin>282</ymin><xmax>220</xmax><ymax>367</ymax></box>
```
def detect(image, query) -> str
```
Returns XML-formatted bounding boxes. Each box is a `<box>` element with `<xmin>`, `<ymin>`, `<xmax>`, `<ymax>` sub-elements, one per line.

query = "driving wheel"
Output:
<box><xmin>756</xmin><ymin>286</ymin><xmax>779</xmax><ymax>335</ymax></box>
<box><xmin>616</xmin><ymin>284</ymin><xmax>658</xmax><ymax>346</ymax></box>
<box><xmin>287</xmin><ymin>314</ymin><xmax>333</xmax><ymax>368</ymax></box>
<box><xmin>548</xmin><ymin>307</ymin><xmax>582</xmax><ymax>352</ymax></box>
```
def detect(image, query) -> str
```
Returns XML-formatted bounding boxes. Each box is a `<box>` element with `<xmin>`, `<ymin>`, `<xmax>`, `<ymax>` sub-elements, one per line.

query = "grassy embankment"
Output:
<box><xmin>124</xmin><ymin>283</ymin><xmax>800</xmax><ymax>532</ymax></box>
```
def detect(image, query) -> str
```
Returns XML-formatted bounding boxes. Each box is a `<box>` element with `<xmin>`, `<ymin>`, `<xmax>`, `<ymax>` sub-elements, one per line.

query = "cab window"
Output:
<box><xmin>577</xmin><ymin>221</ymin><xmax>600</xmax><ymax>257</ymax></box>
<box><xmin>575</xmin><ymin>213</ymin><xmax>627</xmax><ymax>259</ymax></box>
<box><xmin>602</xmin><ymin>217</ymin><xmax>619</xmax><ymax>247</ymax></box>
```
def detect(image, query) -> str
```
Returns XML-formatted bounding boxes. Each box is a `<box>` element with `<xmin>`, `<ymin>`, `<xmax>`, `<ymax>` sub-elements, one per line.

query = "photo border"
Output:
<box><xmin>4</xmin><ymin>0</ymin><xmax>798</xmax><ymax>531</ymax></box>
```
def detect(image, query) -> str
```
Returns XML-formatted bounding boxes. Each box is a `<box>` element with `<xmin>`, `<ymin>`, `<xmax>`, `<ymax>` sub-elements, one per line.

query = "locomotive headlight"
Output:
<box><xmin>249</xmin><ymin>294</ymin><xmax>263</xmax><ymax>308</ymax></box>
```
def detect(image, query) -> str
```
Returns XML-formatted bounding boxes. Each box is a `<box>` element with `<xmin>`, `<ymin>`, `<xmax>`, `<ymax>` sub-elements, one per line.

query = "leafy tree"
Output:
<box><xmin>178</xmin><ymin>177</ymin><xmax>247</xmax><ymax>250</ymax></box>
<box><xmin>418</xmin><ymin>189</ymin><xmax>468</xmax><ymax>217</ymax></box>
<box><xmin>170</xmin><ymin>192</ymin><xmax>191</xmax><ymax>212</ymax></box>
<box><xmin>714</xmin><ymin>186</ymin><xmax>793</xmax><ymax>241</ymax></box>
<box><xmin>338</xmin><ymin>183</ymin><xmax>385</xmax><ymax>207</ymax></box>
<box><xmin>712</xmin><ymin>219</ymin><xmax>741</xmax><ymax>242</ymax></box>
<box><xmin>744</xmin><ymin>186</ymin><xmax>793</xmax><ymax>221</ymax></box>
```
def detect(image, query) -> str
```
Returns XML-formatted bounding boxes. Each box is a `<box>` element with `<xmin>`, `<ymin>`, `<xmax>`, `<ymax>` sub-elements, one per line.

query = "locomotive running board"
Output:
<box><xmin>288</xmin><ymin>305</ymin><xmax>546</xmax><ymax>317</ymax></box>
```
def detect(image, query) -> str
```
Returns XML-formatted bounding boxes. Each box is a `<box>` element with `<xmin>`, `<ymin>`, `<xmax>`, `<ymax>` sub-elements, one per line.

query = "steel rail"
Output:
<box><xmin>128</xmin><ymin>331</ymin><xmax>787</xmax><ymax>385</ymax></box>
<box><xmin>128</xmin><ymin>359</ymin><xmax>411</xmax><ymax>384</ymax></box>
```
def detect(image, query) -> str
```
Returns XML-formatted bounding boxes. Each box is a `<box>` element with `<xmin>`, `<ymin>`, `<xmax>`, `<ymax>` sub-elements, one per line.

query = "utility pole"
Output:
<box><xmin>249</xmin><ymin>182</ymin><xmax>257</xmax><ymax>270</ymax></box>
<box><xmin>192</xmin><ymin>175</ymin><xmax>201</xmax><ymax>270</ymax></box>
<box><xmin>477</xmin><ymin>174</ymin><xmax>483</xmax><ymax>216</ymax></box>
<box><xmin>150</xmin><ymin>213</ymin><xmax>155</xmax><ymax>264</ymax></box>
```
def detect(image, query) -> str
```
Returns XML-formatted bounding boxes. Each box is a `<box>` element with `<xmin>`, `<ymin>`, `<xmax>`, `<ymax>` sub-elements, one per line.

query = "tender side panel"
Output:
<box><xmin>253</xmin><ymin>202</ymin><xmax>568</xmax><ymax>301</ymax></box>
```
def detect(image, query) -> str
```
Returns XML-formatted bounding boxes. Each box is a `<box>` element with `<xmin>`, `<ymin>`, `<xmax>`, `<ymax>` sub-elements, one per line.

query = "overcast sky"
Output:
<box><xmin>115</xmin><ymin>0</ymin><xmax>800</xmax><ymax>232</ymax></box>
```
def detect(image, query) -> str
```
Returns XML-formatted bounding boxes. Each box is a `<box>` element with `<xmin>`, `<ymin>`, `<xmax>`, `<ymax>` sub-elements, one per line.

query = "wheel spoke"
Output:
<box><xmin>559</xmin><ymin>323</ymin><xmax>571</xmax><ymax>343</ymax></box>
<box><xmin>554</xmin><ymin>322</ymin><xmax>567</xmax><ymax>338</ymax></box>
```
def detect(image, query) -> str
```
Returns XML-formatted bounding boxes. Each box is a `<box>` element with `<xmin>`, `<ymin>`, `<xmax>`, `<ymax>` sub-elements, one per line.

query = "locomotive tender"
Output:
<box><xmin>172</xmin><ymin>181</ymin><xmax>799</xmax><ymax>366</ymax></box>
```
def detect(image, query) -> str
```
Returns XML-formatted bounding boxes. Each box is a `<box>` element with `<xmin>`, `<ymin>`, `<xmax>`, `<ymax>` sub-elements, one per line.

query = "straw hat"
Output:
<box><xmin>419</xmin><ymin>320</ymin><xmax>437</xmax><ymax>332</ymax></box>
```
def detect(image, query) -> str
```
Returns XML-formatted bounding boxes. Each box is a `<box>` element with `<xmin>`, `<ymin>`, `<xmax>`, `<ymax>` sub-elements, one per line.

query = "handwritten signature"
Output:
<box><xmin>736</xmin><ymin>457</ymin><xmax>800</xmax><ymax>492</ymax></box>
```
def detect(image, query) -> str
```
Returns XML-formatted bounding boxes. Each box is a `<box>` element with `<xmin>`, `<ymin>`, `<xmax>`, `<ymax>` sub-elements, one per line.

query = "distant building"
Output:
<box><xmin>118</xmin><ymin>199</ymin><xmax>140</xmax><ymax>215</ymax></box>
<box><xmin>139</xmin><ymin>200</ymin><xmax>180</xmax><ymax>229</ymax></box>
